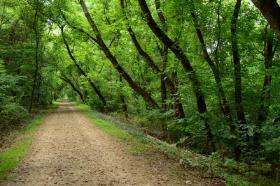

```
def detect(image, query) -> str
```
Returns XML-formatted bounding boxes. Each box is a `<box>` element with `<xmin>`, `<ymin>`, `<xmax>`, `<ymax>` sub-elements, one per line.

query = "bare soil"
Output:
<box><xmin>1</xmin><ymin>103</ymin><xmax>224</xmax><ymax>186</ymax></box>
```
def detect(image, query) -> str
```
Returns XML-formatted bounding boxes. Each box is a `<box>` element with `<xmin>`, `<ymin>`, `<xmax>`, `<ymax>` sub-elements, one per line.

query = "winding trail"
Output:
<box><xmin>2</xmin><ymin>103</ymin><xmax>223</xmax><ymax>186</ymax></box>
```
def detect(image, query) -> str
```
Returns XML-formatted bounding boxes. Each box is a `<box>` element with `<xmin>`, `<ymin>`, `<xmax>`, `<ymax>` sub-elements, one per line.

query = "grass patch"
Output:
<box><xmin>76</xmin><ymin>104</ymin><xmax>151</xmax><ymax>154</ymax></box>
<box><xmin>0</xmin><ymin>104</ymin><xmax>57</xmax><ymax>181</ymax></box>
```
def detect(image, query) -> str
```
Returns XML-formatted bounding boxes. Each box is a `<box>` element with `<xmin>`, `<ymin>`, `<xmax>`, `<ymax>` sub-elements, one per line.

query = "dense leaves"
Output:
<box><xmin>0</xmin><ymin>0</ymin><xmax>279</xmax><ymax>178</ymax></box>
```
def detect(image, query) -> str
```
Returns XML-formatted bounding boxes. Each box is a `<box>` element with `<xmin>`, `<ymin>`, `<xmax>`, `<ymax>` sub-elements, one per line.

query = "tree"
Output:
<box><xmin>61</xmin><ymin>27</ymin><xmax>107</xmax><ymax>108</ymax></box>
<box><xmin>79</xmin><ymin>0</ymin><xmax>159</xmax><ymax>109</ymax></box>
<box><xmin>251</xmin><ymin>0</ymin><xmax>280</xmax><ymax>37</ymax></box>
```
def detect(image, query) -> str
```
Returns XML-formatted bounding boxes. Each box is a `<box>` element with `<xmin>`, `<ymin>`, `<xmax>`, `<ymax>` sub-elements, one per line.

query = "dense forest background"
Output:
<box><xmin>0</xmin><ymin>0</ymin><xmax>279</xmax><ymax>179</ymax></box>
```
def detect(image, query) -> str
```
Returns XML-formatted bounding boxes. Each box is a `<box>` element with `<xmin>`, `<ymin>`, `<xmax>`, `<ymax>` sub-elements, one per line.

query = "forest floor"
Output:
<box><xmin>1</xmin><ymin>102</ymin><xmax>224</xmax><ymax>186</ymax></box>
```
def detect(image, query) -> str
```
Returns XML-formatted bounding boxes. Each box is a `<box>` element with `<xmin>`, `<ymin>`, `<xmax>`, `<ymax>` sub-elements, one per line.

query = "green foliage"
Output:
<box><xmin>0</xmin><ymin>102</ymin><xmax>28</xmax><ymax>126</ymax></box>
<box><xmin>0</xmin><ymin>0</ymin><xmax>280</xmax><ymax>183</ymax></box>
<box><xmin>0</xmin><ymin>74</ymin><xmax>28</xmax><ymax>129</ymax></box>
<box><xmin>261</xmin><ymin>123</ymin><xmax>280</xmax><ymax>168</ymax></box>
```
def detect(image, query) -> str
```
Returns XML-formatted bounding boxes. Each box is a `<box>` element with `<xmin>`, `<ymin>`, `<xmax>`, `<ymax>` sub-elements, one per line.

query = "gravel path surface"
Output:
<box><xmin>1</xmin><ymin>103</ymin><xmax>223</xmax><ymax>186</ymax></box>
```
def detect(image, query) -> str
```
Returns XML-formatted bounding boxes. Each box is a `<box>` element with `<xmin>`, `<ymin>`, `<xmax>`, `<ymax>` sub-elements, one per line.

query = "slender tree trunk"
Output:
<box><xmin>189</xmin><ymin>0</ymin><xmax>233</xmax><ymax>127</ymax></box>
<box><xmin>154</xmin><ymin>0</ymin><xmax>168</xmax><ymax>112</ymax></box>
<box><xmin>119</xmin><ymin>76</ymin><xmax>128</xmax><ymax>118</ymax></box>
<box><xmin>258</xmin><ymin>26</ymin><xmax>277</xmax><ymax>122</ymax></box>
<box><xmin>79</xmin><ymin>0</ymin><xmax>158</xmax><ymax>109</ymax></box>
<box><xmin>214</xmin><ymin>0</ymin><xmax>222</xmax><ymax>67</ymax></box>
<box><xmin>253</xmin><ymin>27</ymin><xmax>278</xmax><ymax>150</ymax></box>
<box><xmin>160</xmin><ymin>75</ymin><xmax>167</xmax><ymax>111</ymax></box>
<box><xmin>36</xmin><ymin>73</ymin><xmax>42</xmax><ymax>104</ymax></box>
<box><xmin>61</xmin><ymin>28</ymin><xmax>107</xmax><ymax>108</ymax></box>
<box><xmin>231</xmin><ymin>0</ymin><xmax>246</xmax><ymax>125</ymax></box>
<box><xmin>29</xmin><ymin>0</ymin><xmax>40</xmax><ymax>112</ymax></box>
<box><xmin>120</xmin><ymin>0</ymin><xmax>184</xmax><ymax>118</ymax></box>
<box><xmin>231</xmin><ymin>0</ymin><xmax>246</xmax><ymax>160</ymax></box>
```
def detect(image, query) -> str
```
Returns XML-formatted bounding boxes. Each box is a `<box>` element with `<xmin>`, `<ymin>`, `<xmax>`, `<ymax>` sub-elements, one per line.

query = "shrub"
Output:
<box><xmin>0</xmin><ymin>102</ymin><xmax>28</xmax><ymax>129</ymax></box>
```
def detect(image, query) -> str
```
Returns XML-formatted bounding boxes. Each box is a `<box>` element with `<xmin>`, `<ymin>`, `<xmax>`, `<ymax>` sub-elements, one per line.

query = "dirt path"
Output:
<box><xmin>1</xmin><ymin>103</ymin><xmax>223</xmax><ymax>186</ymax></box>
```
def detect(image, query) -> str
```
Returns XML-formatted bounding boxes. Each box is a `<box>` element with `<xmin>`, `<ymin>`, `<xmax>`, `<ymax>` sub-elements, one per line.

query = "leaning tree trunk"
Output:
<box><xmin>254</xmin><ymin>26</ymin><xmax>278</xmax><ymax>151</ymax></box>
<box><xmin>61</xmin><ymin>28</ymin><xmax>107</xmax><ymax>108</ymax></box>
<box><xmin>61</xmin><ymin>76</ymin><xmax>86</xmax><ymax>103</ymax></box>
<box><xmin>79</xmin><ymin>0</ymin><xmax>158</xmax><ymax>109</ymax></box>
<box><xmin>120</xmin><ymin>0</ymin><xmax>185</xmax><ymax>118</ymax></box>
<box><xmin>137</xmin><ymin>0</ymin><xmax>206</xmax><ymax>114</ymax></box>
<box><xmin>137</xmin><ymin>0</ymin><xmax>215</xmax><ymax>152</ymax></box>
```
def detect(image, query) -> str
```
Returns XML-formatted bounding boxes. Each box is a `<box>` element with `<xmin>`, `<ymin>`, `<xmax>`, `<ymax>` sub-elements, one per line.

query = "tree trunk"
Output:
<box><xmin>137</xmin><ymin>0</ymin><xmax>207</xmax><ymax>114</ymax></box>
<box><xmin>231</xmin><ymin>0</ymin><xmax>246</xmax><ymax>160</ymax></box>
<box><xmin>258</xmin><ymin>26</ymin><xmax>277</xmax><ymax>122</ymax></box>
<box><xmin>29</xmin><ymin>0</ymin><xmax>40</xmax><ymax>112</ymax></box>
<box><xmin>120</xmin><ymin>0</ymin><xmax>184</xmax><ymax>118</ymax></box>
<box><xmin>119</xmin><ymin>76</ymin><xmax>128</xmax><ymax>118</ymax></box>
<box><xmin>61</xmin><ymin>76</ymin><xmax>85</xmax><ymax>103</ymax></box>
<box><xmin>36</xmin><ymin>73</ymin><xmax>42</xmax><ymax>104</ymax></box>
<box><xmin>79</xmin><ymin>0</ymin><xmax>158</xmax><ymax>109</ymax></box>
<box><xmin>231</xmin><ymin>0</ymin><xmax>246</xmax><ymax>125</ymax></box>
<box><xmin>189</xmin><ymin>0</ymin><xmax>233</xmax><ymax>127</ymax></box>
<box><xmin>251</xmin><ymin>0</ymin><xmax>280</xmax><ymax>37</ymax></box>
<box><xmin>154</xmin><ymin>0</ymin><xmax>168</xmax><ymax>113</ymax></box>
<box><xmin>137</xmin><ymin>0</ymin><xmax>214</xmax><ymax>152</ymax></box>
<box><xmin>61</xmin><ymin>28</ymin><xmax>107</xmax><ymax>108</ymax></box>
